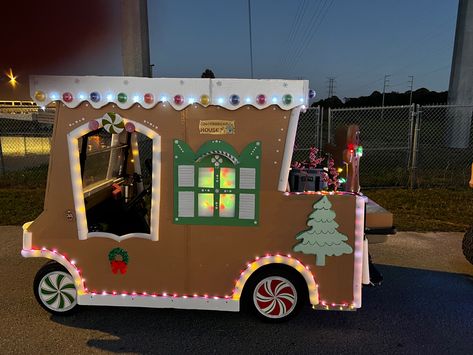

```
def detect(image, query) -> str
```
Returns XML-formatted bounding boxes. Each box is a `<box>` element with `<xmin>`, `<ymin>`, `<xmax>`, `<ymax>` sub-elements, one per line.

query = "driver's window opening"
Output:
<box><xmin>78</xmin><ymin>128</ymin><xmax>153</xmax><ymax>235</ymax></box>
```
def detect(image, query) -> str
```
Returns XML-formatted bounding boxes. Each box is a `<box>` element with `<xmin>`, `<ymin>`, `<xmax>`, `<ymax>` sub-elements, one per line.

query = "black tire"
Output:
<box><xmin>462</xmin><ymin>227</ymin><xmax>473</xmax><ymax>265</ymax></box>
<box><xmin>242</xmin><ymin>265</ymin><xmax>307</xmax><ymax>322</ymax></box>
<box><xmin>33</xmin><ymin>261</ymin><xmax>79</xmax><ymax>315</ymax></box>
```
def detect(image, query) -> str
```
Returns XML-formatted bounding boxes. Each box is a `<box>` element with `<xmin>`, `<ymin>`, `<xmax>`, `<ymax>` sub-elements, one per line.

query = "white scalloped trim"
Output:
<box><xmin>30</xmin><ymin>76</ymin><xmax>309</xmax><ymax>111</ymax></box>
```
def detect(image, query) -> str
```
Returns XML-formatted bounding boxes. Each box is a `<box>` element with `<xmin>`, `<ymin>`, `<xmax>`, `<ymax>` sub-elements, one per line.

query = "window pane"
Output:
<box><xmin>198</xmin><ymin>193</ymin><xmax>214</xmax><ymax>217</ymax></box>
<box><xmin>219</xmin><ymin>194</ymin><xmax>235</xmax><ymax>217</ymax></box>
<box><xmin>219</xmin><ymin>167</ymin><xmax>235</xmax><ymax>189</ymax></box>
<box><xmin>198</xmin><ymin>167</ymin><xmax>214</xmax><ymax>188</ymax></box>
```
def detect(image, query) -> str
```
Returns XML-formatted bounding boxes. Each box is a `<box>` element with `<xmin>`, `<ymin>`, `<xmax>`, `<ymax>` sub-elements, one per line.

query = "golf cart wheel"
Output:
<box><xmin>244</xmin><ymin>267</ymin><xmax>306</xmax><ymax>322</ymax></box>
<box><xmin>33</xmin><ymin>261</ymin><xmax>79</xmax><ymax>315</ymax></box>
<box><xmin>462</xmin><ymin>227</ymin><xmax>473</xmax><ymax>265</ymax></box>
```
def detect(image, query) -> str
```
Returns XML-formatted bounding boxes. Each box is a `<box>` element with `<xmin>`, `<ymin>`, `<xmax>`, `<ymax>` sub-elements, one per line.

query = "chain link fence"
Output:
<box><xmin>292</xmin><ymin>106</ymin><xmax>323</xmax><ymax>163</ymax></box>
<box><xmin>0</xmin><ymin>111</ymin><xmax>54</xmax><ymax>188</ymax></box>
<box><xmin>2</xmin><ymin>103</ymin><xmax>473</xmax><ymax>189</ymax></box>
<box><xmin>414</xmin><ymin>104</ymin><xmax>473</xmax><ymax>188</ymax></box>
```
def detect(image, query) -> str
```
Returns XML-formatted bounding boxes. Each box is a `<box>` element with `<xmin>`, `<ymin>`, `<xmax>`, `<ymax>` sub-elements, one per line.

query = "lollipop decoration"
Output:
<box><xmin>88</xmin><ymin>119</ymin><xmax>100</xmax><ymax>131</ymax></box>
<box><xmin>125</xmin><ymin>122</ymin><xmax>135</xmax><ymax>133</ymax></box>
<box><xmin>102</xmin><ymin>112</ymin><xmax>125</xmax><ymax>134</ymax></box>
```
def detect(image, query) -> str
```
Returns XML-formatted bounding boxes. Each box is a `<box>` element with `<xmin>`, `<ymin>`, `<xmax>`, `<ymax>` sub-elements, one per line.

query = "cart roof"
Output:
<box><xmin>30</xmin><ymin>76</ymin><xmax>309</xmax><ymax>111</ymax></box>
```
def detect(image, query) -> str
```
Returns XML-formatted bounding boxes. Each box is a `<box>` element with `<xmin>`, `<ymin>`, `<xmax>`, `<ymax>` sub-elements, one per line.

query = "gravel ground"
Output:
<box><xmin>1</xmin><ymin>226</ymin><xmax>472</xmax><ymax>354</ymax></box>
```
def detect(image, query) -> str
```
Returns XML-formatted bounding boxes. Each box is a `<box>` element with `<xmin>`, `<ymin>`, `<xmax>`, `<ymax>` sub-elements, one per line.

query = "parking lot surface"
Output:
<box><xmin>1</xmin><ymin>226</ymin><xmax>472</xmax><ymax>354</ymax></box>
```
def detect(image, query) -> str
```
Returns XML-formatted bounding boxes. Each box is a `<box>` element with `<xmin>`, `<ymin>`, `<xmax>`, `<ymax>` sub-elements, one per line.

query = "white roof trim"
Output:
<box><xmin>30</xmin><ymin>76</ymin><xmax>309</xmax><ymax>111</ymax></box>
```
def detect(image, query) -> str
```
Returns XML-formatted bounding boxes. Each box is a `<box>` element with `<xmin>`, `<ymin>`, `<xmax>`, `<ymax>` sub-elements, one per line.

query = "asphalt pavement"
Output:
<box><xmin>1</xmin><ymin>226</ymin><xmax>472</xmax><ymax>354</ymax></box>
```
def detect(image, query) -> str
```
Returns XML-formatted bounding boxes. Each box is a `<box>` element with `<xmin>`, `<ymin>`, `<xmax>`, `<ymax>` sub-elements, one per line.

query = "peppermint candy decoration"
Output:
<box><xmin>253</xmin><ymin>276</ymin><xmax>297</xmax><ymax>319</ymax></box>
<box><xmin>38</xmin><ymin>271</ymin><xmax>77</xmax><ymax>312</ymax></box>
<box><xmin>102</xmin><ymin>112</ymin><xmax>125</xmax><ymax>134</ymax></box>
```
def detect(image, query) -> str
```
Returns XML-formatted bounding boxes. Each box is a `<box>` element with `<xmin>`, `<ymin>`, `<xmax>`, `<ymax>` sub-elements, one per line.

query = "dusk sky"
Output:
<box><xmin>0</xmin><ymin>0</ymin><xmax>458</xmax><ymax>100</ymax></box>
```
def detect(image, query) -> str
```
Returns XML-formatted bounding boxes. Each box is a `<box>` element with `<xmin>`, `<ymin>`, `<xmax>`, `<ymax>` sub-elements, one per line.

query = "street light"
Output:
<box><xmin>6</xmin><ymin>68</ymin><xmax>17</xmax><ymax>88</ymax></box>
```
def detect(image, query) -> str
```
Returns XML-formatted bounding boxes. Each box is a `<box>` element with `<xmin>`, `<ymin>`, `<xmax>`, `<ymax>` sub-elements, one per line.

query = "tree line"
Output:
<box><xmin>313</xmin><ymin>88</ymin><xmax>447</xmax><ymax>108</ymax></box>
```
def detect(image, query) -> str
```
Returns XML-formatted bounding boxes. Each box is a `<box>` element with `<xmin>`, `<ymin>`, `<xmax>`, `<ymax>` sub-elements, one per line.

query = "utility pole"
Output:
<box><xmin>446</xmin><ymin>0</ymin><xmax>473</xmax><ymax>148</ymax></box>
<box><xmin>247</xmin><ymin>0</ymin><xmax>254</xmax><ymax>79</ymax></box>
<box><xmin>327</xmin><ymin>77</ymin><xmax>336</xmax><ymax>98</ymax></box>
<box><xmin>121</xmin><ymin>0</ymin><xmax>151</xmax><ymax>77</ymax></box>
<box><xmin>408</xmin><ymin>75</ymin><xmax>414</xmax><ymax>106</ymax></box>
<box><xmin>381</xmin><ymin>74</ymin><xmax>391</xmax><ymax>107</ymax></box>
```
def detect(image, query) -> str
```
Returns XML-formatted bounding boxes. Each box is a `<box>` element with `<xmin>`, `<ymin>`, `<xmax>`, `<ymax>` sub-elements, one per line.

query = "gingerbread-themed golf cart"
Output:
<box><xmin>22</xmin><ymin>76</ymin><xmax>393</xmax><ymax>321</ymax></box>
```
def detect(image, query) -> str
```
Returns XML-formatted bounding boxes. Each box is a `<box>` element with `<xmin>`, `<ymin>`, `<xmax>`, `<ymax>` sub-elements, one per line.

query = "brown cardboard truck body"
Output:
<box><xmin>22</xmin><ymin>76</ymin><xmax>368</xmax><ymax>318</ymax></box>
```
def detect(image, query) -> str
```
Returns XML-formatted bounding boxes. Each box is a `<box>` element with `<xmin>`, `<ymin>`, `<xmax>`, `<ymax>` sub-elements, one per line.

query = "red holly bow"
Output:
<box><xmin>110</xmin><ymin>260</ymin><xmax>128</xmax><ymax>274</ymax></box>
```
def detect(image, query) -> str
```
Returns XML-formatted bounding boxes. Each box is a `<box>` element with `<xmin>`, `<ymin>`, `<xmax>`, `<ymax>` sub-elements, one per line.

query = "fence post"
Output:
<box><xmin>408</xmin><ymin>104</ymin><xmax>420</xmax><ymax>189</ymax></box>
<box><xmin>407</xmin><ymin>104</ymin><xmax>415</xmax><ymax>186</ymax></box>
<box><xmin>327</xmin><ymin>107</ymin><xmax>332</xmax><ymax>144</ymax></box>
<box><xmin>318</xmin><ymin>106</ymin><xmax>323</xmax><ymax>150</ymax></box>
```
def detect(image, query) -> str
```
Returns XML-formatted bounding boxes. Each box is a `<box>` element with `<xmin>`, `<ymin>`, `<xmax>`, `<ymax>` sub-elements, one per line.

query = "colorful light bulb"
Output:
<box><xmin>256</xmin><ymin>94</ymin><xmax>266</xmax><ymax>105</ymax></box>
<box><xmin>63</xmin><ymin>92</ymin><xmax>73</xmax><ymax>103</ymax></box>
<box><xmin>174</xmin><ymin>95</ymin><xmax>184</xmax><ymax>105</ymax></box>
<box><xmin>144</xmin><ymin>93</ymin><xmax>154</xmax><ymax>104</ymax></box>
<box><xmin>229</xmin><ymin>94</ymin><xmax>240</xmax><ymax>106</ymax></box>
<box><xmin>282</xmin><ymin>94</ymin><xmax>292</xmax><ymax>105</ymax></box>
<box><xmin>356</xmin><ymin>146</ymin><xmax>363</xmax><ymax>157</ymax></box>
<box><xmin>200</xmin><ymin>94</ymin><xmax>210</xmax><ymax>106</ymax></box>
<box><xmin>117</xmin><ymin>92</ymin><xmax>127</xmax><ymax>103</ymax></box>
<box><xmin>35</xmin><ymin>91</ymin><xmax>46</xmax><ymax>102</ymax></box>
<box><xmin>90</xmin><ymin>92</ymin><xmax>100</xmax><ymax>103</ymax></box>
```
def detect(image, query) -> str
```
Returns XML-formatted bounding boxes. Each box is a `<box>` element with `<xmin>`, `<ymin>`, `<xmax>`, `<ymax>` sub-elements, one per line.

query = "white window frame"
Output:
<box><xmin>67</xmin><ymin>119</ymin><xmax>161</xmax><ymax>241</ymax></box>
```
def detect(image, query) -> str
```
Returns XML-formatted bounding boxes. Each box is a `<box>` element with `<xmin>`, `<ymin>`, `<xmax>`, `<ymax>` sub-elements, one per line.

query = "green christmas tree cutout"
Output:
<box><xmin>293</xmin><ymin>196</ymin><xmax>353</xmax><ymax>266</ymax></box>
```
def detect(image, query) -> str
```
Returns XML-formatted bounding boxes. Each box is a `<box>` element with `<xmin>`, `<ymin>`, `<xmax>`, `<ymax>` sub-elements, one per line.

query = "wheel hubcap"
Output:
<box><xmin>38</xmin><ymin>271</ymin><xmax>77</xmax><ymax>312</ymax></box>
<box><xmin>253</xmin><ymin>276</ymin><xmax>297</xmax><ymax>319</ymax></box>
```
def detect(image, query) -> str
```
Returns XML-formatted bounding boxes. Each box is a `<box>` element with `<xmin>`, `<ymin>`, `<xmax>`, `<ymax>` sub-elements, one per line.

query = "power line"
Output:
<box><xmin>279</xmin><ymin>0</ymin><xmax>309</xmax><ymax>69</ymax></box>
<box><xmin>283</xmin><ymin>0</ymin><xmax>333</xmax><ymax>68</ymax></box>
<box><xmin>280</xmin><ymin>0</ymin><xmax>326</xmax><ymax>70</ymax></box>
<box><xmin>286</xmin><ymin>0</ymin><xmax>334</xmax><ymax>71</ymax></box>
<box><xmin>335</xmin><ymin>15</ymin><xmax>456</xmax><ymax>83</ymax></box>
